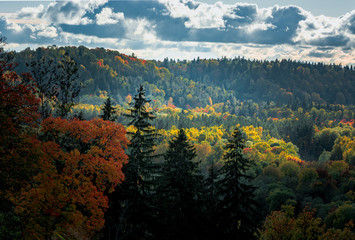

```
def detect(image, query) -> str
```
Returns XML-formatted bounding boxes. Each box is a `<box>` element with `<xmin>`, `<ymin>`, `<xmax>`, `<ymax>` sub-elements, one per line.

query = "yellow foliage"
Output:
<box><xmin>241</xmin><ymin>125</ymin><xmax>263</xmax><ymax>143</ymax></box>
<box><xmin>114</xmin><ymin>55</ymin><xmax>125</xmax><ymax>65</ymax></box>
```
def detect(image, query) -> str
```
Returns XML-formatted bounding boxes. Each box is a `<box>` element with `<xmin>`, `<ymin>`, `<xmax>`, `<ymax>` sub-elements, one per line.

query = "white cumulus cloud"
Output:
<box><xmin>96</xmin><ymin>8</ymin><xmax>124</xmax><ymax>25</ymax></box>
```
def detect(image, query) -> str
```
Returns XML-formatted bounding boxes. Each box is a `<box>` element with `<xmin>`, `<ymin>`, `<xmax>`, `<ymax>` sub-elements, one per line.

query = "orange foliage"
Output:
<box><xmin>0</xmin><ymin>63</ymin><xmax>41</xmax><ymax>193</ymax></box>
<box><xmin>114</xmin><ymin>55</ymin><xmax>125</xmax><ymax>65</ymax></box>
<box><xmin>12</xmin><ymin>118</ymin><xmax>129</xmax><ymax>239</ymax></box>
<box><xmin>125</xmin><ymin>94</ymin><xmax>132</xmax><ymax>103</ymax></box>
<box><xmin>97</xmin><ymin>59</ymin><xmax>109</xmax><ymax>70</ymax></box>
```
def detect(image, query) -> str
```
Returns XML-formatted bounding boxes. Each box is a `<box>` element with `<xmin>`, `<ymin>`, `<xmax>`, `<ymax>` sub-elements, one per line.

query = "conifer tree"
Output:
<box><xmin>100</xmin><ymin>97</ymin><xmax>118</xmax><ymax>121</ymax></box>
<box><xmin>203</xmin><ymin>159</ymin><xmax>221</xmax><ymax>238</ymax></box>
<box><xmin>105</xmin><ymin>85</ymin><xmax>158</xmax><ymax>240</ymax></box>
<box><xmin>217</xmin><ymin>127</ymin><xmax>258</xmax><ymax>239</ymax></box>
<box><xmin>156</xmin><ymin>129</ymin><xmax>204</xmax><ymax>239</ymax></box>
<box><xmin>123</xmin><ymin>85</ymin><xmax>157</xmax><ymax>193</ymax></box>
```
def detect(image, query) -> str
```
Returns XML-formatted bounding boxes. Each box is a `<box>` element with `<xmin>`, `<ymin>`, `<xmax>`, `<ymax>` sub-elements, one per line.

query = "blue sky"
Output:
<box><xmin>0</xmin><ymin>0</ymin><xmax>354</xmax><ymax>65</ymax></box>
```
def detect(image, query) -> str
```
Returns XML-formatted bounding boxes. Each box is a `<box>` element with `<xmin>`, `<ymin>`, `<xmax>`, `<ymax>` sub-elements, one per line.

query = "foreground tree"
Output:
<box><xmin>217</xmin><ymin>127</ymin><xmax>259</xmax><ymax>239</ymax></box>
<box><xmin>12</xmin><ymin>118</ymin><xmax>129</xmax><ymax>239</ymax></box>
<box><xmin>105</xmin><ymin>85</ymin><xmax>158</xmax><ymax>239</ymax></box>
<box><xmin>0</xmin><ymin>60</ymin><xmax>40</xmax><ymax>240</ymax></box>
<box><xmin>156</xmin><ymin>129</ymin><xmax>204</xmax><ymax>239</ymax></box>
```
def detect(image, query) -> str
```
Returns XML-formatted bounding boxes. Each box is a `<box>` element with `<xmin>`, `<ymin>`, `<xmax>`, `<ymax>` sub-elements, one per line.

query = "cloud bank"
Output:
<box><xmin>0</xmin><ymin>0</ymin><xmax>354</xmax><ymax>65</ymax></box>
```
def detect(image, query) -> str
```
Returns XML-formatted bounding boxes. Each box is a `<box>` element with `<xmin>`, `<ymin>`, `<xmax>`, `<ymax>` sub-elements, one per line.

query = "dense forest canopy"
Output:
<box><xmin>12</xmin><ymin>45</ymin><xmax>355</xmax><ymax>108</ymax></box>
<box><xmin>1</xmin><ymin>43</ymin><xmax>355</xmax><ymax>239</ymax></box>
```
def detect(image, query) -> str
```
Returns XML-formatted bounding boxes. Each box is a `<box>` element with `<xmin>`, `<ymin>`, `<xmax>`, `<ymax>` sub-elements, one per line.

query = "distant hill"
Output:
<box><xmin>12</xmin><ymin>46</ymin><xmax>355</xmax><ymax>107</ymax></box>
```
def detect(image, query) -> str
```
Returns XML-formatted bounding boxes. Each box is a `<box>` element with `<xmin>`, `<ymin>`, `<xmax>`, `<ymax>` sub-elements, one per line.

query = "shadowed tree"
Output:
<box><xmin>100</xmin><ymin>97</ymin><xmax>118</xmax><ymax>122</ymax></box>
<box><xmin>55</xmin><ymin>53</ymin><xmax>81</xmax><ymax>118</ymax></box>
<box><xmin>155</xmin><ymin>129</ymin><xmax>204</xmax><ymax>239</ymax></box>
<box><xmin>217</xmin><ymin>127</ymin><xmax>259</xmax><ymax>239</ymax></box>
<box><xmin>26</xmin><ymin>52</ymin><xmax>81</xmax><ymax>118</ymax></box>
<box><xmin>105</xmin><ymin>85</ymin><xmax>159</xmax><ymax>240</ymax></box>
<box><xmin>27</xmin><ymin>57</ymin><xmax>58</xmax><ymax>118</ymax></box>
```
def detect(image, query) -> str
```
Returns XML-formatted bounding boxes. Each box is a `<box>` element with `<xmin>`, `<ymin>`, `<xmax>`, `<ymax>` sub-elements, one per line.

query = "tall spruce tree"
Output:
<box><xmin>100</xmin><ymin>97</ymin><xmax>118</xmax><ymax>121</ymax></box>
<box><xmin>203</xmin><ymin>159</ymin><xmax>221</xmax><ymax>239</ymax></box>
<box><xmin>217</xmin><ymin>127</ymin><xmax>258</xmax><ymax>239</ymax></box>
<box><xmin>105</xmin><ymin>85</ymin><xmax>158</xmax><ymax>240</ymax></box>
<box><xmin>156</xmin><ymin>129</ymin><xmax>204</xmax><ymax>240</ymax></box>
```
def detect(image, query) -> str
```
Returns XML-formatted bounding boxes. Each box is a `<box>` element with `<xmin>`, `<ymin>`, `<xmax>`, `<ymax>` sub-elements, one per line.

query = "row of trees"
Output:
<box><xmin>103</xmin><ymin>86</ymin><xmax>259</xmax><ymax>239</ymax></box>
<box><xmin>1</xmin><ymin>41</ymin><xmax>260</xmax><ymax>239</ymax></box>
<box><xmin>12</xmin><ymin>46</ymin><xmax>355</xmax><ymax>110</ymax></box>
<box><xmin>99</xmin><ymin>86</ymin><xmax>355</xmax><ymax>239</ymax></box>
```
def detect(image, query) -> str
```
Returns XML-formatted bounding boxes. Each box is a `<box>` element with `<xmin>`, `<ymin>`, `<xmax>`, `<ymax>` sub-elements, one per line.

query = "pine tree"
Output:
<box><xmin>100</xmin><ymin>97</ymin><xmax>118</xmax><ymax>121</ymax></box>
<box><xmin>217</xmin><ymin>127</ymin><xmax>259</xmax><ymax>239</ymax></box>
<box><xmin>123</xmin><ymin>85</ymin><xmax>157</xmax><ymax>193</ymax></box>
<box><xmin>203</xmin><ymin>159</ymin><xmax>221</xmax><ymax>238</ymax></box>
<box><xmin>156</xmin><ymin>129</ymin><xmax>204</xmax><ymax>239</ymax></box>
<box><xmin>105</xmin><ymin>85</ymin><xmax>158</xmax><ymax>240</ymax></box>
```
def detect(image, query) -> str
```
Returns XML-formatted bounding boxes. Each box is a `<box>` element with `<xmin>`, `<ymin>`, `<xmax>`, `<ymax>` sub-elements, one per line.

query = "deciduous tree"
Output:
<box><xmin>12</xmin><ymin>118</ymin><xmax>129</xmax><ymax>239</ymax></box>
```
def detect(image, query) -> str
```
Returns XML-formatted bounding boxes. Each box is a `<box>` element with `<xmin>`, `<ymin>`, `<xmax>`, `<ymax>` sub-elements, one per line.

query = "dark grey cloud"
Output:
<box><xmin>224</xmin><ymin>4</ymin><xmax>257</xmax><ymax>28</ymax></box>
<box><xmin>308</xmin><ymin>50</ymin><xmax>335</xmax><ymax>58</ymax></box>
<box><xmin>106</xmin><ymin>0</ymin><xmax>167</xmax><ymax>20</ymax></box>
<box><xmin>309</xmin><ymin>35</ymin><xmax>350</xmax><ymax>47</ymax></box>
<box><xmin>60</xmin><ymin>23</ymin><xmax>126</xmax><ymax>38</ymax></box>
<box><xmin>256</xmin><ymin>6</ymin><xmax>306</xmax><ymax>44</ymax></box>
<box><xmin>0</xmin><ymin>0</ymin><xmax>353</xmax><ymax>62</ymax></box>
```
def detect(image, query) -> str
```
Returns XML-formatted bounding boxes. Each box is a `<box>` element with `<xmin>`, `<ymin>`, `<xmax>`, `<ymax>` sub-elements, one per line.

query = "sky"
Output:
<box><xmin>0</xmin><ymin>0</ymin><xmax>354</xmax><ymax>65</ymax></box>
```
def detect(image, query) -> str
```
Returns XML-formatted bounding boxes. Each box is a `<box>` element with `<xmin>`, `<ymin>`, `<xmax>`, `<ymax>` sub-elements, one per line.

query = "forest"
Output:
<box><xmin>1</xmin><ymin>40</ymin><xmax>355</xmax><ymax>240</ymax></box>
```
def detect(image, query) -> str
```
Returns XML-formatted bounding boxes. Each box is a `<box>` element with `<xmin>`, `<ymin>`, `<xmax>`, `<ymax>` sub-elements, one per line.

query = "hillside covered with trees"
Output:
<box><xmin>12</xmin><ymin>45</ymin><xmax>355</xmax><ymax>108</ymax></box>
<box><xmin>1</xmin><ymin>42</ymin><xmax>355</xmax><ymax>239</ymax></box>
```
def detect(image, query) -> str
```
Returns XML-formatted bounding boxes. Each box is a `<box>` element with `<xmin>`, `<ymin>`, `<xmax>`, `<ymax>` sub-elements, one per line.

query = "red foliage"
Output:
<box><xmin>168</xmin><ymin>103</ymin><xmax>177</xmax><ymax>108</ymax></box>
<box><xmin>340</xmin><ymin>119</ymin><xmax>354</xmax><ymax>127</ymax></box>
<box><xmin>0</xmin><ymin>62</ymin><xmax>41</xmax><ymax>193</ymax></box>
<box><xmin>11</xmin><ymin>118</ymin><xmax>129</xmax><ymax>238</ymax></box>
<box><xmin>271</xmin><ymin>147</ymin><xmax>282</xmax><ymax>154</ymax></box>
<box><xmin>243</xmin><ymin>148</ymin><xmax>253</xmax><ymax>154</ymax></box>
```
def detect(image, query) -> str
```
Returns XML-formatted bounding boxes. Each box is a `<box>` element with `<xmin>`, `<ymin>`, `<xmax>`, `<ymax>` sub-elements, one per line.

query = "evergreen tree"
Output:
<box><xmin>203</xmin><ymin>159</ymin><xmax>221</xmax><ymax>239</ymax></box>
<box><xmin>100</xmin><ymin>97</ymin><xmax>118</xmax><ymax>121</ymax></box>
<box><xmin>105</xmin><ymin>85</ymin><xmax>158</xmax><ymax>240</ymax></box>
<box><xmin>217</xmin><ymin>127</ymin><xmax>259</xmax><ymax>239</ymax></box>
<box><xmin>156</xmin><ymin>129</ymin><xmax>204</xmax><ymax>240</ymax></box>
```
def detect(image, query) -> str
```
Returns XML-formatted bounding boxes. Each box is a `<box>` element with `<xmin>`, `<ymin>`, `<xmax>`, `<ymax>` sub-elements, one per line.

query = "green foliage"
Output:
<box><xmin>267</xmin><ymin>188</ymin><xmax>296</xmax><ymax>211</ymax></box>
<box><xmin>325</xmin><ymin>204</ymin><xmax>355</xmax><ymax>229</ymax></box>
<box><xmin>3</xmin><ymin>43</ymin><xmax>355</xmax><ymax>238</ymax></box>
